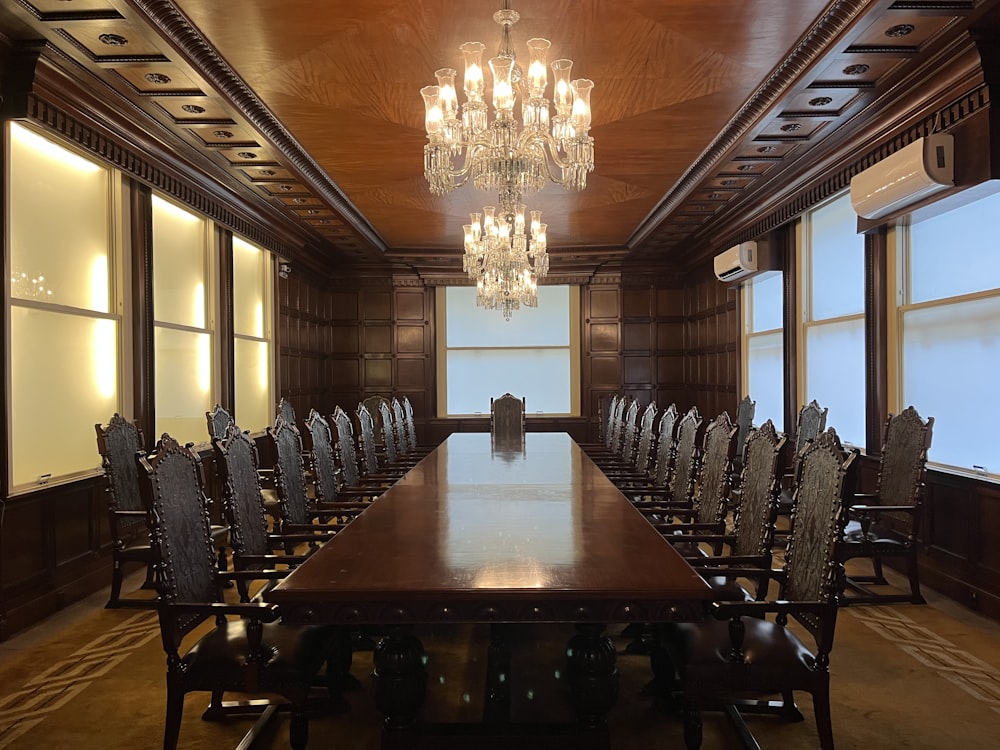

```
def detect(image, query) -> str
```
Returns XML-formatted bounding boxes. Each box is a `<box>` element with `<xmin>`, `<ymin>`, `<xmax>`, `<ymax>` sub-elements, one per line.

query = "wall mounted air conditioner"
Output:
<box><xmin>850</xmin><ymin>134</ymin><xmax>954</xmax><ymax>220</ymax></box>
<box><xmin>714</xmin><ymin>241</ymin><xmax>757</xmax><ymax>282</ymax></box>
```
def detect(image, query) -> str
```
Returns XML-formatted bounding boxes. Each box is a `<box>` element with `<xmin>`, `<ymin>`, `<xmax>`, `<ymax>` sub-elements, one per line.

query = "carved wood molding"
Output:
<box><xmin>629</xmin><ymin>0</ymin><xmax>878</xmax><ymax>250</ymax></box>
<box><xmin>123</xmin><ymin>0</ymin><xmax>386</xmax><ymax>254</ymax></box>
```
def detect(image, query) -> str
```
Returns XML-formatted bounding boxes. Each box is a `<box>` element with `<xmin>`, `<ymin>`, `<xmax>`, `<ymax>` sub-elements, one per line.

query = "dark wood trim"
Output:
<box><xmin>217</xmin><ymin>227</ymin><xmax>235</xmax><ymax>413</ymax></box>
<box><xmin>865</xmin><ymin>226</ymin><xmax>890</xmax><ymax>453</ymax></box>
<box><xmin>129</xmin><ymin>179</ymin><xmax>155</xmax><ymax>442</ymax></box>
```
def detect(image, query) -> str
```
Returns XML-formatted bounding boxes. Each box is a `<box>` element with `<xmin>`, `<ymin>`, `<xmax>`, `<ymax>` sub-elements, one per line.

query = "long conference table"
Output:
<box><xmin>269</xmin><ymin>432</ymin><xmax>712</xmax><ymax>747</ymax></box>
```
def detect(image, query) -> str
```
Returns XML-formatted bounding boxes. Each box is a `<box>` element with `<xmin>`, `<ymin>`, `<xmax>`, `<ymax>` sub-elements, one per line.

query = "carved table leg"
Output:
<box><xmin>565</xmin><ymin>623</ymin><xmax>619</xmax><ymax>728</ymax></box>
<box><xmin>373</xmin><ymin>625</ymin><xmax>427</xmax><ymax>730</ymax></box>
<box><xmin>483</xmin><ymin>622</ymin><xmax>511</xmax><ymax>724</ymax></box>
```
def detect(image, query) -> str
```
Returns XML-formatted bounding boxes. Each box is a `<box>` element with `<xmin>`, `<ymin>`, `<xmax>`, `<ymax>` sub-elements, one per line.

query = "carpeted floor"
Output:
<box><xmin>2</xmin><ymin>568</ymin><xmax>1000</xmax><ymax>749</ymax></box>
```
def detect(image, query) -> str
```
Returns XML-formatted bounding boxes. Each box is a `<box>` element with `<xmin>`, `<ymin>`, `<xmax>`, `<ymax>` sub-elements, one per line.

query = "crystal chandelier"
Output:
<box><xmin>463</xmin><ymin>203</ymin><xmax>548</xmax><ymax>320</ymax></box>
<box><xmin>420</xmin><ymin>1</ymin><xmax>594</xmax><ymax>319</ymax></box>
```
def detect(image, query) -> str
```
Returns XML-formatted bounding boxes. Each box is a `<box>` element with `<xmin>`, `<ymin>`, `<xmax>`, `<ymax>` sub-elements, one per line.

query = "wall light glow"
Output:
<box><xmin>89</xmin><ymin>255</ymin><xmax>110</xmax><ymax>313</ymax></box>
<box><xmin>12</xmin><ymin>122</ymin><xmax>101</xmax><ymax>174</ymax></box>
<box><xmin>151</xmin><ymin>193</ymin><xmax>201</xmax><ymax>223</ymax></box>
<box><xmin>194</xmin><ymin>283</ymin><xmax>206</xmax><ymax>328</ymax></box>
<box><xmin>258</xmin><ymin>341</ymin><xmax>269</xmax><ymax>390</ymax></box>
<box><xmin>92</xmin><ymin>319</ymin><xmax>117</xmax><ymax>399</ymax></box>
<box><xmin>197</xmin><ymin>334</ymin><xmax>211</xmax><ymax>394</ymax></box>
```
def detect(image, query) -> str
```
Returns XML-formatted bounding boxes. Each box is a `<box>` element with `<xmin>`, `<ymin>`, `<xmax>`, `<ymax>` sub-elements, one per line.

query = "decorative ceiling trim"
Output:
<box><xmin>627</xmin><ymin>0</ymin><xmax>876</xmax><ymax>249</ymax></box>
<box><xmin>124</xmin><ymin>0</ymin><xmax>387</xmax><ymax>253</ymax></box>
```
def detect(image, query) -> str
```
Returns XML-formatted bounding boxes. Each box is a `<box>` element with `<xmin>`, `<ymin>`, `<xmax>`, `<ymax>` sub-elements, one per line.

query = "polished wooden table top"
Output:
<box><xmin>270</xmin><ymin>433</ymin><xmax>711</xmax><ymax>625</ymax></box>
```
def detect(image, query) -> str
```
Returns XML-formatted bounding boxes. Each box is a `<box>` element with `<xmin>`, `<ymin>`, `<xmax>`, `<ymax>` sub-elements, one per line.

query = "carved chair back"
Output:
<box><xmin>275</xmin><ymin>396</ymin><xmax>297</xmax><ymax>427</ymax></box>
<box><xmin>784</xmin><ymin>427</ymin><xmax>857</xmax><ymax>639</ymax></box>
<box><xmin>356</xmin><ymin>403</ymin><xmax>382</xmax><ymax>476</ymax></box>
<box><xmin>668</xmin><ymin>406</ymin><xmax>703</xmax><ymax>502</ymax></box>
<box><xmin>332</xmin><ymin>405</ymin><xmax>364</xmax><ymax>487</ymax></box>
<box><xmin>304</xmin><ymin>408</ymin><xmax>342</xmax><ymax>501</ymax></box>
<box><xmin>391</xmin><ymin>398</ymin><xmax>410</xmax><ymax>454</ymax></box>
<box><xmin>619</xmin><ymin>399</ymin><xmax>641</xmax><ymax>466</ymax></box>
<box><xmin>362</xmin><ymin>395</ymin><xmax>390</xmax><ymax>447</ymax></box>
<box><xmin>733</xmin><ymin>395</ymin><xmax>756</xmax><ymax>469</ymax></box>
<box><xmin>731</xmin><ymin>420</ymin><xmax>786</xmax><ymax>558</ymax></box>
<box><xmin>651</xmin><ymin>403</ymin><xmax>680</xmax><ymax>486</ymax></box>
<box><xmin>379</xmin><ymin>399</ymin><xmax>401</xmax><ymax>464</ymax></box>
<box><xmin>608</xmin><ymin>395</ymin><xmax>627</xmax><ymax>455</ymax></box>
<box><xmin>795</xmin><ymin>399</ymin><xmax>829</xmax><ymax>454</ymax></box>
<box><xmin>95</xmin><ymin>414</ymin><xmax>148</xmax><ymax>536</ymax></box>
<box><xmin>403</xmin><ymin>396</ymin><xmax>419</xmax><ymax>451</ymax></box>
<box><xmin>206</xmin><ymin>404</ymin><xmax>235</xmax><ymax>442</ymax></box>
<box><xmin>138</xmin><ymin>435</ymin><xmax>219</xmax><ymax>629</ymax></box>
<box><xmin>491</xmin><ymin>392</ymin><xmax>526</xmax><ymax>442</ymax></box>
<box><xmin>601</xmin><ymin>394</ymin><xmax>620</xmax><ymax>450</ymax></box>
<box><xmin>633</xmin><ymin>402</ymin><xmax>658</xmax><ymax>477</ymax></box>
<box><xmin>692</xmin><ymin>411</ymin><xmax>737</xmax><ymax>524</ymax></box>
<box><xmin>267</xmin><ymin>418</ymin><xmax>311</xmax><ymax>527</ymax></box>
<box><xmin>872</xmin><ymin>406</ymin><xmax>934</xmax><ymax>535</ymax></box>
<box><xmin>212</xmin><ymin>424</ymin><xmax>270</xmax><ymax>562</ymax></box>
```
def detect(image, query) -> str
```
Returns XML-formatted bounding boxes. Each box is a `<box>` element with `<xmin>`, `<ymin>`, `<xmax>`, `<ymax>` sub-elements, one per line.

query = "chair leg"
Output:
<box><xmin>813</xmin><ymin>686</ymin><xmax>835</xmax><ymax>750</ymax></box>
<box><xmin>106</xmin><ymin>558</ymin><xmax>124</xmax><ymax>609</ymax></box>
<box><xmin>908</xmin><ymin>553</ymin><xmax>926</xmax><ymax>604</ymax></box>
<box><xmin>683</xmin><ymin>708</ymin><xmax>703</xmax><ymax>750</ymax></box>
<box><xmin>288</xmin><ymin>704</ymin><xmax>309</xmax><ymax>750</ymax></box>
<box><xmin>871</xmin><ymin>554</ymin><xmax>887</xmax><ymax>585</ymax></box>
<box><xmin>163</xmin><ymin>685</ymin><xmax>184</xmax><ymax>750</ymax></box>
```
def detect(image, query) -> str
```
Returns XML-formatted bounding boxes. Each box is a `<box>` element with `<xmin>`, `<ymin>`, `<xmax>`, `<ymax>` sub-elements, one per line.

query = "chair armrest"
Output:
<box><xmin>111</xmin><ymin>509</ymin><xmax>147</xmax><ymax>518</ymax></box>
<box><xmin>165</xmin><ymin>600</ymin><xmax>281</xmax><ymax>621</ymax></box>
<box><xmin>658</xmin><ymin>531</ymin><xmax>733</xmax><ymax>545</ymax></box>
<box><xmin>654</xmin><ymin>521</ymin><xmax>725</xmax><ymax>533</ymax></box>
<box><xmin>850</xmin><ymin>503</ymin><xmax>917</xmax><ymax>514</ymax></box>
<box><xmin>235</xmin><ymin>553</ymin><xmax>310</xmax><ymax>567</ymax></box>
<box><xmin>280</xmin><ymin>522</ymin><xmax>340</xmax><ymax>536</ymax></box>
<box><xmin>710</xmin><ymin>598</ymin><xmax>833</xmax><ymax>620</ymax></box>
<box><xmin>695</xmin><ymin>554</ymin><xmax>772</xmax><ymax>569</ymax></box>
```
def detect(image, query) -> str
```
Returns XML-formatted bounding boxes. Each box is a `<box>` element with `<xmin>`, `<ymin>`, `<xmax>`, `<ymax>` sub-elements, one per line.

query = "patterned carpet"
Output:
<box><xmin>1</xmin><ymin>571</ymin><xmax>999</xmax><ymax>749</ymax></box>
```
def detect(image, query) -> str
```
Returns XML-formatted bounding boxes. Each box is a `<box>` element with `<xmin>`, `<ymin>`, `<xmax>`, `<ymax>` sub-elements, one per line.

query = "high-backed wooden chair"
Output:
<box><xmin>327</xmin><ymin>406</ymin><xmax>393</xmax><ymax>495</ymax></box>
<box><xmin>841</xmin><ymin>406</ymin><xmax>934</xmax><ymax>604</ymax></box>
<box><xmin>362</xmin><ymin>394</ymin><xmax>391</xmax><ymax>449</ymax></box>
<box><xmin>640</xmin><ymin>411</ymin><xmax>737</xmax><ymax>545</ymax></box>
<box><xmin>604</xmin><ymin>402</ymin><xmax>658</xmax><ymax>486</ymax></box>
<box><xmin>206</xmin><ymin>403</ymin><xmax>235</xmax><ymax>441</ymax></box>
<box><xmin>633</xmin><ymin>406</ymin><xmax>702</xmax><ymax>508</ymax></box>
<box><xmin>138</xmin><ymin>433</ymin><xmax>341</xmax><ymax>750</ymax></box>
<box><xmin>95</xmin><ymin>414</ymin><xmax>156</xmax><ymax>608</ymax></box>
<box><xmin>776</xmin><ymin>400</ymin><xmax>829</xmax><ymax>539</ymax></box>
<box><xmin>378</xmin><ymin>399</ymin><xmax>411</xmax><ymax>467</ymax></box>
<box><xmin>401</xmin><ymin>396</ymin><xmax>433</xmax><ymax>455</ymax></box>
<box><xmin>655</xmin><ymin>427</ymin><xmax>857</xmax><ymax>750</ymax></box>
<box><xmin>594</xmin><ymin>399</ymin><xmax>641</xmax><ymax>471</ymax></box>
<box><xmin>732</xmin><ymin>395</ymin><xmax>756</xmax><ymax>477</ymax></box>
<box><xmin>212</xmin><ymin>424</ymin><xmax>320</xmax><ymax>601</ymax></box>
<box><xmin>268</xmin><ymin>418</ymin><xmax>359</xmax><ymax>542</ymax></box>
<box><xmin>490</xmin><ymin>392</ymin><xmax>526</xmax><ymax>442</ymax></box>
<box><xmin>356</xmin><ymin>403</ymin><xmax>408</xmax><ymax>480</ymax></box>
<box><xmin>677</xmin><ymin>420</ymin><xmax>787</xmax><ymax>602</ymax></box>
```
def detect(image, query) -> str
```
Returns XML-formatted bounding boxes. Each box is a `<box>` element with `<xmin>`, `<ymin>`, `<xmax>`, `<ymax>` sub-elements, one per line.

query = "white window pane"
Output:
<box><xmin>447</xmin><ymin>286</ymin><xmax>569</xmax><ymax>347</ymax></box>
<box><xmin>810</xmin><ymin>194</ymin><xmax>864</xmax><ymax>320</ymax></box>
<box><xmin>233</xmin><ymin>237</ymin><xmax>266</xmax><ymax>338</ymax></box>
<box><xmin>155</xmin><ymin>327</ymin><xmax>213</xmax><ymax>443</ymax></box>
<box><xmin>9</xmin><ymin>123</ymin><xmax>110</xmax><ymax>313</ymax></box>
<box><xmin>909</xmin><ymin>191</ymin><xmax>1000</xmax><ymax>304</ymax></box>
<box><xmin>235</xmin><ymin>338</ymin><xmax>271</xmax><ymax>433</ymax></box>
<box><xmin>749</xmin><ymin>271</ymin><xmax>783</xmax><ymax>332</ymax></box>
<box><xmin>10</xmin><ymin>308</ymin><xmax>117</xmax><ymax>486</ymax></box>
<box><xmin>447</xmin><ymin>349</ymin><xmax>571</xmax><ymax>415</ymax></box>
<box><xmin>152</xmin><ymin>195</ymin><xmax>207</xmax><ymax>328</ymax></box>
<box><xmin>747</xmin><ymin>332</ymin><xmax>784</xmax><ymax>427</ymax></box>
<box><xmin>805</xmin><ymin>318</ymin><xmax>865</xmax><ymax>446</ymax></box>
<box><xmin>902</xmin><ymin>296</ymin><xmax>1000</xmax><ymax>470</ymax></box>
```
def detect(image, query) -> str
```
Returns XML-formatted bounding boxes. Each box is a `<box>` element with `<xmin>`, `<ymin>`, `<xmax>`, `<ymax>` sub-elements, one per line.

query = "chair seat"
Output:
<box><xmin>704</xmin><ymin>575</ymin><xmax>753</xmax><ymax>602</ymax></box>
<box><xmin>181</xmin><ymin>619</ymin><xmax>336</xmax><ymax>688</ymax></box>
<box><xmin>843</xmin><ymin>519</ymin><xmax>909</xmax><ymax>547</ymax></box>
<box><xmin>666</xmin><ymin>617</ymin><xmax>819</xmax><ymax>698</ymax></box>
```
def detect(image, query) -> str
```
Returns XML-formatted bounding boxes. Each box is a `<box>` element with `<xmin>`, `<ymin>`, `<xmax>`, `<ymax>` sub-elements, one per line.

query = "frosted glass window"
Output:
<box><xmin>901</xmin><ymin>296</ymin><xmax>1000</xmax><ymax>471</ymax></box>
<box><xmin>909</xmin><ymin>191</ymin><xmax>1000</xmax><ymax>304</ymax></box>
<box><xmin>234</xmin><ymin>338</ymin><xmax>271</xmax><ymax>433</ymax></box>
<box><xmin>805</xmin><ymin>318</ymin><xmax>865</xmax><ymax>446</ymax></box>
<box><xmin>233</xmin><ymin>237</ymin><xmax>266</xmax><ymax>338</ymax></box>
<box><xmin>809</xmin><ymin>193</ymin><xmax>864</xmax><ymax>320</ymax></box>
<box><xmin>448</xmin><ymin>349</ymin><xmax>572</xmax><ymax>415</ymax></box>
<box><xmin>443</xmin><ymin>286</ymin><xmax>576</xmax><ymax>416</ymax></box>
<box><xmin>746</xmin><ymin>332</ymin><xmax>783</xmax><ymax>427</ymax></box>
<box><xmin>10</xmin><ymin>308</ymin><xmax>118</xmax><ymax>486</ymax></box>
<box><xmin>9</xmin><ymin>122</ymin><xmax>110</xmax><ymax>313</ymax></box>
<box><xmin>154</xmin><ymin>328</ymin><xmax>213</xmax><ymax>443</ymax></box>
<box><xmin>152</xmin><ymin>194</ymin><xmax>208</xmax><ymax>328</ymax></box>
<box><xmin>749</xmin><ymin>271</ymin><xmax>783</xmax><ymax>332</ymax></box>
<box><xmin>7</xmin><ymin>123</ymin><xmax>121</xmax><ymax>491</ymax></box>
<box><xmin>447</xmin><ymin>286</ymin><xmax>570</xmax><ymax>346</ymax></box>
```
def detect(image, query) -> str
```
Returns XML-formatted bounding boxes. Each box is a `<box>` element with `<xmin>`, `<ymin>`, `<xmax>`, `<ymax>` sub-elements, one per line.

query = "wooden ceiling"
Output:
<box><xmin>1</xmin><ymin>0</ymin><xmax>996</xmax><ymax>279</ymax></box>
